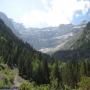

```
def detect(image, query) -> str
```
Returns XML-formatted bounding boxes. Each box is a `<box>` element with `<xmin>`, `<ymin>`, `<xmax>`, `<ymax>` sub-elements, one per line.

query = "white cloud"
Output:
<box><xmin>20</xmin><ymin>0</ymin><xmax>90</xmax><ymax>28</ymax></box>
<box><xmin>20</xmin><ymin>10</ymin><xmax>47</xmax><ymax>27</ymax></box>
<box><xmin>41</xmin><ymin>0</ymin><xmax>48</xmax><ymax>5</ymax></box>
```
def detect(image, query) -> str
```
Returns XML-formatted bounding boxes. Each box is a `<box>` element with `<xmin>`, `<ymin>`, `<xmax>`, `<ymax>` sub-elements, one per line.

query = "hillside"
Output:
<box><xmin>0</xmin><ymin>12</ymin><xmax>84</xmax><ymax>53</ymax></box>
<box><xmin>0</xmin><ymin>61</ymin><xmax>25</xmax><ymax>89</ymax></box>
<box><xmin>53</xmin><ymin>22</ymin><xmax>90</xmax><ymax>60</ymax></box>
<box><xmin>0</xmin><ymin>18</ymin><xmax>52</xmax><ymax>84</ymax></box>
<box><xmin>0</xmin><ymin>18</ymin><xmax>90</xmax><ymax>90</ymax></box>
<box><xmin>70</xmin><ymin>22</ymin><xmax>90</xmax><ymax>50</ymax></box>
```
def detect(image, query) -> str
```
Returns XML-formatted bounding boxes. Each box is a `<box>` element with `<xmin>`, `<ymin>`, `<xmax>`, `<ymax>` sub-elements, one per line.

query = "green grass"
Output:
<box><xmin>0</xmin><ymin>63</ymin><xmax>14</xmax><ymax>88</ymax></box>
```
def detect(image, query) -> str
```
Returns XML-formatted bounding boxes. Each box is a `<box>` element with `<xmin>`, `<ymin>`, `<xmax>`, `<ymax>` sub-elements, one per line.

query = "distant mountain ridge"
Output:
<box><xmin>0</xmin><ymin>12</ymin><xmax>86</xmax><ymax>54</ymax></box>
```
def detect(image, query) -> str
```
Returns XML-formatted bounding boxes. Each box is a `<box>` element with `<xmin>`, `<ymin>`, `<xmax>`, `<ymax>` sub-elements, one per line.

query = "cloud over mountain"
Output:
<box><xmin>20</xmin><ymin>0</ymin><xmax>90</xmax><ymax>27</ymax></box>
<box><xmin>0</xmin><ymin>0</ymin><xmax>90</xmax><ymax>28</ymax></box>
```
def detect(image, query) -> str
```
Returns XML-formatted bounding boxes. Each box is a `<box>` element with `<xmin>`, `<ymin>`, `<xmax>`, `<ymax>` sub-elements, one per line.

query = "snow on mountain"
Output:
<box><xmin>0</xmin><ymin>12</ymin><xmax>85</xmax><ymax>53</ymax></box>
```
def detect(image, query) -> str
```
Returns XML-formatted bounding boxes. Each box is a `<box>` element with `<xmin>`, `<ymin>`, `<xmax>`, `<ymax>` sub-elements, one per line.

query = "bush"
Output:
<box><xmin>78</xmin><ymin>76</ymin><xmax>90</xmax><ymax>90</ymax></box>
<box><xmin>19</xmin><ymin>81</ymin><xmax>50</xmax><ymax>90</ymax></box>
<box><xmin>19</xmin><ymin>81</ymin><xmax>35</xmax><ymax>90</ymax></box>
<box><xmin>0</xmin><ymin>64</ymin><xmax>14</xmax><ymax>88</ymax></box>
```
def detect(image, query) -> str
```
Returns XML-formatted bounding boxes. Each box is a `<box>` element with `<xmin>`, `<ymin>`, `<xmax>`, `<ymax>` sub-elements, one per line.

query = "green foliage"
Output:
<box><xmin>19</xmin><ymin>81</ymin><xmax>34</xmax><ymax>90</ymax></box>
<box><xmin>0</xmin><ymin>56</ymin><xmax>4</xmax><ymax>63</ymax></box>
<box><xmin>0</xmin><ymin>81</ymin><xmax>4</xmax><ymax>88</ymax></box>
<box><xmin>78</xmin><ymin>76</ymin><xmax>90</xmax><ymax>90</ymax></box>
<box><xmin>37</xmin><ymin>85</ymin><xmax>50</xmax><ymax>90</ymax></box>
<box><xmin>20</xmin><ymin>81</ymin><xmax>50</xmax><ymax>90</ymax></box>
<box><xmin>0</xmin><ymin>19</ymin><xmax>90</xmax><ymax>90</ymax></box>
<box><xmin>0</xmin><ymin>63</ymin><xmax>14</xmax><ymax>88</ymax></box>
<box><xmin>0</xmin><ymin>19</ymin><xmax>51</xmax><ymax>84</ymax></box>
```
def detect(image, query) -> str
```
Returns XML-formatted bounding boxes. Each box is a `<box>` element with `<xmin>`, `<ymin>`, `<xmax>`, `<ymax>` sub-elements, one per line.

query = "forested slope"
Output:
<box><xmin>0</xmin><ymin>18</ymin><xmax>52</xmax><ymax>84</ymax></box>
<box><xmin>0</xmin><ymin>18</ymin><xmax>90</xmax><ymax>90</ymax></box>
<box><xmin>53</xmin><ymin>22</ymin><xmax>90</xmax><ymax>60</ymax></box>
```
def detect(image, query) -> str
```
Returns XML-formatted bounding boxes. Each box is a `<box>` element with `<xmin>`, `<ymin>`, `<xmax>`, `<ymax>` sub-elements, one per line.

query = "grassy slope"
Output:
<box><xmin>0</xmin><ymin>62</ymin><xmax>25</xmax><ymax>88</ymax></box>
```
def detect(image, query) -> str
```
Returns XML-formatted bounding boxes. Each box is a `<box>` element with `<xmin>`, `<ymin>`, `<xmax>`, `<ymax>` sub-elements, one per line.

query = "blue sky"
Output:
<box><xmin>0</xmin><ymin>0</ymin><xmax>90</xmax><ymax>28</ymax></box>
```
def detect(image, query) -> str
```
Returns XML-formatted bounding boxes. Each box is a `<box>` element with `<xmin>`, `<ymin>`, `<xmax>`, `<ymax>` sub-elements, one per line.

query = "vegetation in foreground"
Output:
<box><xmin>0</xmin><ymin>19</ymin><xmax>90</xmax><ymax>90</ymax></box>
<box><xmin>0</xmin><ymin>56</ymin><xmax>90</xmax><ymax>90</ymax></box>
